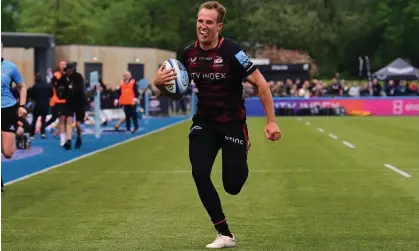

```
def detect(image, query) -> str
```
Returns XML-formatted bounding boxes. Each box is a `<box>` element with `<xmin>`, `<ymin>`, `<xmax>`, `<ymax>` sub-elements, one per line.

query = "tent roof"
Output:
<box><xmin>373</xmin><ymin>58</ymin><xmax>419</xmax><ymax>80</ymax></box>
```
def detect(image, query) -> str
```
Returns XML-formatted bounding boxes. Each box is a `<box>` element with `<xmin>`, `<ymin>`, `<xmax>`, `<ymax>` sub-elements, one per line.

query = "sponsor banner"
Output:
<box><xmin>245</xmin><ymin>97</ymin><xmax>419</xmax><ymax>116</ymax></box>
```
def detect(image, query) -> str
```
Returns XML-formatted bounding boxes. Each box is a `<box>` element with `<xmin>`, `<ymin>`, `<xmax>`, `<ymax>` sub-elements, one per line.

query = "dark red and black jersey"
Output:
<box><xmin>180</xmin><ymin>37</ymin><xmax>256</xmax><ymax>125</ymax></box>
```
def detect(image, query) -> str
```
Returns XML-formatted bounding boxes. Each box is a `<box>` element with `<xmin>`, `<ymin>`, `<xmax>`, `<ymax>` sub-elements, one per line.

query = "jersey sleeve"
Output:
<box><xmin>230</xmin><ymin>42</ymin><xmax>257</xmax><ymax>78</ymax></box>
<box><xmin>12</xmin><ymin>65</ymin><xmax>24</xmax><ymax>85</ymax></box>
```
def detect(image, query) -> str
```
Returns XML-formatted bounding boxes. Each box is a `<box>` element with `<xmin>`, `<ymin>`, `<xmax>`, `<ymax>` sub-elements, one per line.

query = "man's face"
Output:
<box><xmin>123</xmin><ymin>72</ymin><xmax>131</xmax><ymax>81</ymax></box>
<box><xmin>59</xmin><ymin>61</ymin><xmax>67</xmax><ymax>71</ymax></box>
<box><xmin>66</xmin><ymin>67</ymin><xmax>74</xmax><ymax>76</ymax></box>
<box><xmin>196</xmin><ymin>8</ymin><xmax>223</xmax><ymax>45</ymax></box>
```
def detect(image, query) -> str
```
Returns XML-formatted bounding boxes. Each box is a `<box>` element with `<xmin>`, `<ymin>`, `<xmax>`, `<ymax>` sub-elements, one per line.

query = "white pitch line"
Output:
<box><xmin>317</xmin><ymin>128</ymin><xmax>325</xmax><ymax>133</ymax></box>
<box><xmin>52</xmin><ymin>168</ymin><xmax>399</xmax><ymax>175</ymax></box>
<box><xmin>4</xmin><ymin>118</ymin><xmax>191</xmax><ymax>186</ymax></box>
<box><xmin>297</xmin><ymin>118</ymin><xmax>302</xmax><ymax>121</ymax></box>
<box><xmin>342</xmin><ymin>141</ymin><xmax>356</xmax><ymax>149</ymax></box>
<box><xmin>384</xmin><ymin>164</ymin><xmax>411</xmax><ymax>178</ymax></box>
<box><xmin>328</xmin><ymin>133</ymin><xmax>338</xmax><ymax>139</ymax></box>
<box><xmin>305</xmin><ymin>121</ymin><xmax>311</xmax><ymax>126</ymax></box>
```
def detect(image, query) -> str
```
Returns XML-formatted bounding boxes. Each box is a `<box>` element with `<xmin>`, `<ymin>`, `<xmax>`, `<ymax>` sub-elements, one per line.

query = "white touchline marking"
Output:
<box><xmin>297</xmin><ymin>118</ymin><xmax>302</xmax><ymax>121</ymax></box>
<box><xmin>328</xmin><ymin>133</ymin><xmax>338</xmax><ymax>139</ymax></box>
<box><xmin>317</xmin><ymin>128</ymin><xmax>324</xmax><ymax>133</ymax></box>
<box><xmin>305</xmin><ymin>121</ymin><xmax>310</xmax><ymax>126</ymax></box>
<box><xmin>53</xmin><ymin>168</ymin><xmax>395</xmax><ymax>175</ymax></box>
<box><xmin>384</xmin><ymin>164</ymin><xmax>412</xmax><ymax>178</ymax></box>
<box><xmin>342</xmin><ymin>141</ymin><xmax>356</xmax><ymax>149</ymax></box>
<box><xmin>5</xmin><ymin>118</ymin><xmax>191</xmax><ymax>186</ymax></box>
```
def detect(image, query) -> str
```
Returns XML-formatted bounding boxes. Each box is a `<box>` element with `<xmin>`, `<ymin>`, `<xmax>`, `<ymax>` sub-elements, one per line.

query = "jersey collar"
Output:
<box><xmin>195</xmin><ymin>35</ymin><xmax>224</xmax><ymax>51</ymax></box>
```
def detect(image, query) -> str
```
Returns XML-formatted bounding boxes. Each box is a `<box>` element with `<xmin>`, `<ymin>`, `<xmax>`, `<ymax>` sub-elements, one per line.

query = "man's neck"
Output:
<box><xmin>199</xmin><ymin>36</ymin><xmax>220</xmax><ymax>50</ymax></box>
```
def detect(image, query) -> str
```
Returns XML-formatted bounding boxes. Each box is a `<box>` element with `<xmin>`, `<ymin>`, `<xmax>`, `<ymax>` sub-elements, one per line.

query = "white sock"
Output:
<box><xmin>60</xmin><ymin>133</ymin><xmax>66</xmax><ymax>146</ymax></box>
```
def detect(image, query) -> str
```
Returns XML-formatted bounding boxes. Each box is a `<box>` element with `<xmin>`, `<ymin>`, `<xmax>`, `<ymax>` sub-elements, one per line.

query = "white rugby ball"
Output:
<box><xmin>161</xmin><ymin>59</ymin><xmax>190</xmax><ymax>100</ymax></box>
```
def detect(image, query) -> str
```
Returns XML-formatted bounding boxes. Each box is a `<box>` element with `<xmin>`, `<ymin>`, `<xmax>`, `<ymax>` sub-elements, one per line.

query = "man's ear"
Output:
<box><xmin>218</xmin><ymin>23</ymin><xmax>224</xmax><ymax>32</ymax></box>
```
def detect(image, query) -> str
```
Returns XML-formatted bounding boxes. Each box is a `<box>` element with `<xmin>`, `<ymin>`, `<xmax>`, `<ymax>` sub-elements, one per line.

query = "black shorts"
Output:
<box><xmin>73</xmin><ymin>105</ymin><xmax>85</xmax><ymax>122</ymax></box>
<box><xmin>188</xmin><ymin>121</ymin><xmax>251</xmax><ymax>164</ymax></box>
<box><xmin>1</xmin><ymin>104</ymin><xmax>18</xmax><ymax>133</ymax></box>
<box><xmin>55</xmin><ymin>103</ymin><xmax>73</xmax><ymax>117</ymax></box>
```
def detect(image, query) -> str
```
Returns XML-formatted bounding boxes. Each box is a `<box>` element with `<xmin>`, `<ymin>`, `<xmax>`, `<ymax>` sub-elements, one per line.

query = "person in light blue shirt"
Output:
<box><xmin>1</xmin><ymin>42</ymin><xmax>28</xmax><ymax>159</ymax></box>
<box><xmin>1</xmin><ymin>42</ymin><xmax>28</xmax><ymax>191</ymax></box>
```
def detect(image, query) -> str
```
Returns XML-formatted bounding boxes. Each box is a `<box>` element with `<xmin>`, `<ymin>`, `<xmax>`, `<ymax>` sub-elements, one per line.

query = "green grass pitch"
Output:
<box><xmin>2</xmin><ymin>117</ymin><xmax>419</xmax><ymax>251</ymax></box>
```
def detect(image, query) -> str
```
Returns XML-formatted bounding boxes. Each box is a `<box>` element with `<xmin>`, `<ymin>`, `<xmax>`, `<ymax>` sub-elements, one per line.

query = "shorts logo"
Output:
<box><xmin>225</xmin><ymin>136</ymin><xmax>244</xmax><ymax>145</ymax></box>
<box><xmin>235</xmin><ymin>50</ymin><xmax>252</xmax><ymax>69</ymax></box>
<box><xmin>9</xmin><ymin>125</ymin><xmax>15</xmax><ymax>131</ymax></box>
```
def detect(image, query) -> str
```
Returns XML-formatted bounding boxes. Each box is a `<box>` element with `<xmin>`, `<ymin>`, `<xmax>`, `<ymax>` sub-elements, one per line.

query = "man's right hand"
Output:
<box><xmin>152</xmin><ymin>64</ymin><xmax>177</xmax><ymax>86</ymax></box>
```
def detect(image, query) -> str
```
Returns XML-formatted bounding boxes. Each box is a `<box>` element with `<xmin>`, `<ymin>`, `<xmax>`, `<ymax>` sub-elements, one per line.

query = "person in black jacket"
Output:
<box><xmin>29</xmin><ymin>73</ymin><xmax>53</xmax><ymax>138</ymax></box>
<box><xmin>65</xmin><ymin>63</ymin><xmax>85</xmax><ymax>149</ymax></box>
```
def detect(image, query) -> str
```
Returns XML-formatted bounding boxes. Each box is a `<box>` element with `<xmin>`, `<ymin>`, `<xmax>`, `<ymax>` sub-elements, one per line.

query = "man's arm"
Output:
<box><xmin>230</xmin><ymin>43</ymin><xmax>281</xmax><ymax>140</ymax></box>
<box><xmin>133</xmin><ymin>81</ymin><xmax>140</xmax><ymax>98</ymax></box>
<box><xmin>12</xmin><ymin>66</ymin><xmax>27</xmax><ymax>106</ymax></box>
<box><xmin>230</xmin><ymin>45</ymin><xmax>276</xmax><ymax>124</ymax></box>
<box><xmin>17</xmin><ymin>82</ymin><xmax>27</xmax><ymax>106</ymax></box>
<box><xmin>246</xmin><ymin>70</ymin><xmax>276</xmax><ymax>124</ymax></box>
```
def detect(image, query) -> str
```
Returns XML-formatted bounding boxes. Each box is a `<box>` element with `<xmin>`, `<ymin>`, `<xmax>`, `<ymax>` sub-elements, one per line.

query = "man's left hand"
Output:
<box><xmin>264</xmin><ymin>122</ymin><xmax>281</xmax><ymax>141</ymax></box>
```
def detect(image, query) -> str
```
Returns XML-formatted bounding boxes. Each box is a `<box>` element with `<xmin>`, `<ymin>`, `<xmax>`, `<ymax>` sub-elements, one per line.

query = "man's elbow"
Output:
<box><xmin>18</xmin><ymin>82</ymin><xmax>27</xmax><ymax>90</ymax></box>
<box><xmin>255</xmin><ymin>82</ymin><xmax>270</xmax><ymax>95</ymax></box>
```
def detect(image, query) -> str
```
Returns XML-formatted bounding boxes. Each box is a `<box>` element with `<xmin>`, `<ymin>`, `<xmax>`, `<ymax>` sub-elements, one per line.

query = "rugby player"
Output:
<box><xmin>1</xmin><ymin>42</ymin><xmax>28</xmax><ymax>191</ymax></box>
<box><xmin>152</xmin><ymin>1</ymin><xmax>281</xmax><ymax>248</ymax></box>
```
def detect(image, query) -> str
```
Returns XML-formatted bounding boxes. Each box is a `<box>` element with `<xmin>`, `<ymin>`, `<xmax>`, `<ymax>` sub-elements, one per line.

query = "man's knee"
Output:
<box><xmin>2</xmin><ymin>147</ymin><xmax>15</xmax><ymax>159</ymax></box>
<box><xmin>224</xmin><ymin>183</ymin><xmax>243</xmax><ymax>195</ymax></box>
<box><xmin>192</xmin><ymin>167</ymin><xmax>211</xmax><ymax>182</ymax></box>
<box><xmin>222</xmin><ymin>164</ymin><xmax>248</xmax><ymax>195</ymax></box>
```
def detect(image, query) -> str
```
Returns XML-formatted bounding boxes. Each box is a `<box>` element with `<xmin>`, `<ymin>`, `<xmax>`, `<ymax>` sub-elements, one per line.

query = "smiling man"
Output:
<box><xmin>152</xmin><ymin>1</ymin><xmax>281</xmax><ymax>248</ymax></box>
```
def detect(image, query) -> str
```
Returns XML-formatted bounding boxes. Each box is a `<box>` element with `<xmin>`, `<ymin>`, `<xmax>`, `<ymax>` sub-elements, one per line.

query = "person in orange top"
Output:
<box><xmin>44</xmin><ymin>61</ymin><xmax>66</xmax><ymax>141</ymax></box>
<box><xmin>51</xmin><ymin>61</ymin><xmax>74</xmax><ymax>150</ymax></box>
<box><xmin>114</xmin><ymin>71</ymin><xmax>140</xmax><ymax>133</ymax></box>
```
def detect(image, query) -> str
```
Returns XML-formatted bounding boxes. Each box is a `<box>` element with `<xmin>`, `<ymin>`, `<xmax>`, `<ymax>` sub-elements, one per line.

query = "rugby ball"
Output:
<box><xmin>160</xmin><ymin>59</ymin><xmax>190</xmax><ymax>100</ymax></box>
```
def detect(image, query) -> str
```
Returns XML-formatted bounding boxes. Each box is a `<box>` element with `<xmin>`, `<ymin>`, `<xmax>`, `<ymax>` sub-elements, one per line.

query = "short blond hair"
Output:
<box><xmin>199</xmin><ymin>1</ymin><xmax>226</xmax><ymax>23</ymax></box>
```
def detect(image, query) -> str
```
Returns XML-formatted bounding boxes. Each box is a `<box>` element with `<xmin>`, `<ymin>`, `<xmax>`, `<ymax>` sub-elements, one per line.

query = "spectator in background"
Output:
<box><xmin>29</xmin><ymin>73</ymin><xmax>52</xmax><ymax>139</ymax></box>
<box><xmin>348</xmin><ymin>81</ymin><xmax>361</xmax><ymax>97</ymax></box>
<box><xmin>44</xmin><ymin>61</ymin><xmax>67</xmax><ymax>140</ymax></box>
<box><xmin>311</xmin><ymin>80</ymin><xmax>324</xmax><ymax>97</ymax></box>
<box><xmin>242</xmin><ymin>81</ymin><xmax>255</xmax><ymax>98</ymax></box>
<box><xmin>359</xmin><ymin>83</ymin><xmax>370</xmax><ymax>96</ymax></box>
<box><xmin>295</xmin><ymin>78</ymin><xmax>302</xmax><ymax>89</ymax></box>
<box><xmin>114</xmin><ymin>71</ymin><xmax>139</xmax><ymax>133</ymax></box>
<box><xmin>298</xmin><ymin>81</ymin><xmax>310</xmax><ymax>98</ymax></box>
<box><xmin>371</xmin><ymin>79</ymin><xmax>382</xmax><ymax>96</ymax></box>
<box><xmin>341</xmin><ymin>80</ymin><xmax>350</xmax><ymax>96</ymax></box>
<box><xmin>385</xmin><ymin>80</ymin><xmax>396</xmax><ymax>96</ymax></box>
<box><xmin>328</xmin><ymin>78</ymin><xmax>342</xmax><ymax>96</ymax></box>
<box><xmin>396</xmin><ymin>81</ymin><xmax>408</xmax><ymax>96</ymax></box>
<box><xmin>65</xmin><ymin>63</ymin><xmax>85</xmax><ymax>149</ymax></box>
<box><xmin>290</xmin><ymin>84</ymin><xmax>298</xmax><ymax>96</ymax></box>
<box><xmin>52</xmin><ymin>63</ymin><xmax>75</xmax><ymax>150</ymax></box>
<box><xmin>408</xmin><ymin>82</ymin><xmax>418</xmax><ymax>96</ymax></box>
<box><xmin>46</xmin><ymin>68</ymin><xmax>53</xmax><ymax>84</ymax></box>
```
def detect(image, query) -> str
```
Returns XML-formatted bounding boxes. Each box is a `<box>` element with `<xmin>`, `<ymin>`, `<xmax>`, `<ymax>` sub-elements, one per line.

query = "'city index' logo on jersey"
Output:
<box><xmin>191</xmin><ymin>72</ymin><xmax>227</xmax><ymax>81</ymax></box>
